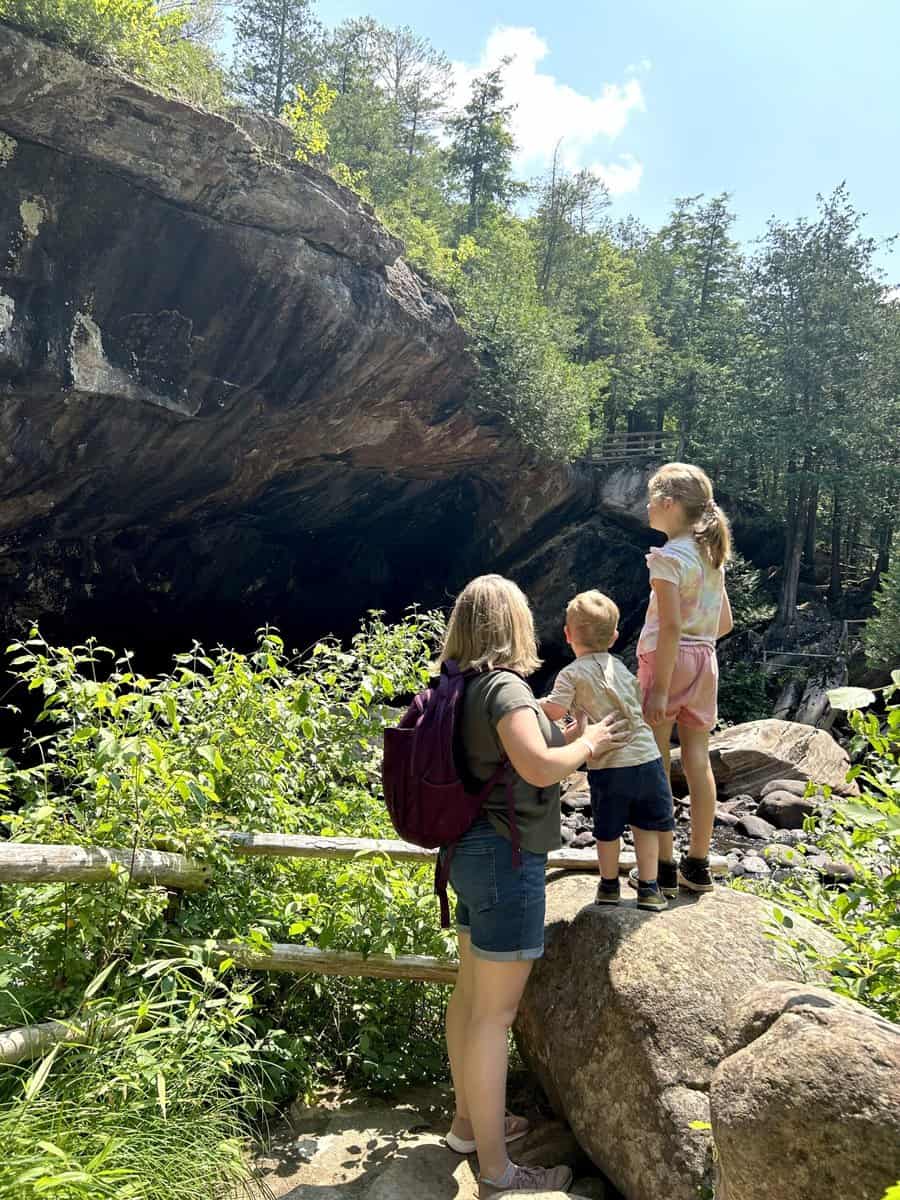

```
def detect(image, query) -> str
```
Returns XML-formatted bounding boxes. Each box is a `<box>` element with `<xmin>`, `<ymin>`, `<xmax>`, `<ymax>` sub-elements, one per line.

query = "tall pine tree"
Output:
<box><xmin>232</xmin><ymin>0</ymin><xmax>321</xmax><ymax>116</ymax></box>
<box><xmin>446</xmin><ymin>65</ymin><xmax>521</xmax><ymax>234</ymax></box>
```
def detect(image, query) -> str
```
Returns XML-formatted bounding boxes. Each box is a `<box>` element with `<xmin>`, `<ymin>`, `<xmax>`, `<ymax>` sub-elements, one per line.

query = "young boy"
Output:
<box><xmin>539</xmin><ymin>590</ymin><xmax>675</xmax><ymax>912</ymax></box>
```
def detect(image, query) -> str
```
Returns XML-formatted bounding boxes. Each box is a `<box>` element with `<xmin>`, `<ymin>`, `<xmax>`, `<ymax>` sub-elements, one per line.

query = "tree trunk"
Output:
<box><xmin>874</xmin><ymin>521</ymin><xmax>893</xmax><ymax>585</ymax></box>
<box><xmin>803</xmin><ymin>481</ymin><xmax>818</xmax><ymax>567</ymax></box>
<box><xmin>829</xmin><ymin>488</ymin><xmax>843</xmax><ymax>605</ymax></box>
<box><xmin>777</xmin><ymin>459</ymin><xmax>810</xmax><ymax>627</ymax></box>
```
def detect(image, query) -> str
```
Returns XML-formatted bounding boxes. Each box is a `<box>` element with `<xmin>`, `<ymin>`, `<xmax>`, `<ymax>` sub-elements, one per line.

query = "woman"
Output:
<box><xmin>440</xmin><ymin>574</ymin><xmax>629</xmax><ymax>1198</ymax></box>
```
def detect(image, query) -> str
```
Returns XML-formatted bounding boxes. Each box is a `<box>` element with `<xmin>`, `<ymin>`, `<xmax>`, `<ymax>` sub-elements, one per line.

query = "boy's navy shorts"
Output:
<box><xmin>588</xmin><ymin>759</ymin><xmax>675</xmax><ymax>841</ymax></box>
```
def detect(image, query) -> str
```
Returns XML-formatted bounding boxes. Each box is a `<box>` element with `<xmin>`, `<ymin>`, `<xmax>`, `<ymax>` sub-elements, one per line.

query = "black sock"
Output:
<box><xmin>638</xmin><ymin>879</ymin><xmax>659</xmax><ymax>891</ymax></box>
<box><xmin>600</xmin><ymin>876</ymin><xmax>619</xmax><ymax>890</ymax></box>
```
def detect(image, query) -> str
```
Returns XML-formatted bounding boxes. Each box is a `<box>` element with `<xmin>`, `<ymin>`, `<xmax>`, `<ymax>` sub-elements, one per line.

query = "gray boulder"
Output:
<box><xmin>756</xmin><ymin>788</ymin><xmax>820</xmax><ymax>829</ymax></box>
<box><xmin>711</xmin><ymin>982</ymin><xmax>900</xmax><ymax>1200</ymax></box>
<box><xmin>735</xmin><ymin>815</ymin><xmax>776</xmax><ymax>840</ymax></box>
<box><xmin>670</xmin><ymin>720</ymin><xmax>856</xmax><ymax>799</ymax></box>
<box><xmin>514</xmin><ymin>877</ymin><xmax>839</xmax><ymax>1200</ymax></box>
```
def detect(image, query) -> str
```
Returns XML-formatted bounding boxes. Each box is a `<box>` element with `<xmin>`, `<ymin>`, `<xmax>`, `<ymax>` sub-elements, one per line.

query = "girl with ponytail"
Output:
<box><xmin>635</xmin><ymin>462</ymin><xmax>734</xmax><ymax>895</ymax></box>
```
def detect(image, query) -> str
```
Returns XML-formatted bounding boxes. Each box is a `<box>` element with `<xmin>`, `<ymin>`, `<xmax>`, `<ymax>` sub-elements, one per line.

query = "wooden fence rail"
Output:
<box><xmin>0</xmin><ymin>844</ymin><xmax>208</xmax><ymax>890</ymax></box>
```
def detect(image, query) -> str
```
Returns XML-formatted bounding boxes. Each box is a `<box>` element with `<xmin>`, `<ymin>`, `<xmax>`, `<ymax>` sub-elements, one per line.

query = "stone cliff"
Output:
<box><xmin>0</xmin><ymin>24</ymin><xmax>655</xmax><ymax>659</ymax></box>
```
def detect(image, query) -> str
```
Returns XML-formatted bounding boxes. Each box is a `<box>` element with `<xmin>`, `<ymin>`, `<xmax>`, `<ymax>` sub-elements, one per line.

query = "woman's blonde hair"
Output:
<box><xmin>566</xmin><ymin>590</ymin><xmax>619</xmax><ymax>652</ymax></box>
<box><xmin>648</xmin><ymin>462</ymin><xmax>732</xmax><ymax>569</ymax></box>
<box><xmin>441</xmin><ymin>574</ymin><xmax>541</xmax><ymax>676</ymax></box>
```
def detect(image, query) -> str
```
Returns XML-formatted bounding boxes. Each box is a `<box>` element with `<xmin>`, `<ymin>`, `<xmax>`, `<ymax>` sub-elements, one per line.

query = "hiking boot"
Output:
<box><xmin>629</xmin><ymin>859</ymin><xmax>678</xmax><ymax>898</ymax></box>
<box><xmin>478</xmin><ymin>1161</ymin><xmax>573</xmax><ymax>1198</ymax></box>
<box><xmin>636</xmin><ymin>883</ymin><xmax>668</xmax><ymax>912</ymax></box>
<box><xmin>678</xmin><ymin>855</ymin><xmax>715</xmax><ymax>893</ymax></box>
<box><xmin>594</xmin><ymin>879</ymin><xmax>621</xmax><ymax>905</ymax></box>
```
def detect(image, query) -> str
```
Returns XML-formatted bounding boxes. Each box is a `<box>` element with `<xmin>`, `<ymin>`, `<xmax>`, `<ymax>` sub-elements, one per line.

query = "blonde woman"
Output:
<box><xmin>440</xmin><ymin>574</ymin><xmax>629</xmax><ymax>1198</ymax></box>
<box><xmin>637</xmin><ymin>462</ymin><xmax>734</xmax><ymax>895</ymax></box>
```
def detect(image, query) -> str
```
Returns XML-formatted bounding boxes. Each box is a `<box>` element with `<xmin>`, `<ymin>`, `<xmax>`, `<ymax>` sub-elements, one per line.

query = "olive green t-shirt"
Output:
<box><xmin>460</xmin><ymin>671</ymin><xmax>566</xmax><ymax>854</ymax></box>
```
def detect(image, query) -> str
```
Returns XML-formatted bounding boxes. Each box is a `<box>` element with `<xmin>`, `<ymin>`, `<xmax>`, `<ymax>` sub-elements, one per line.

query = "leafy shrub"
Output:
<box><xmin>0</xmin><ymin>0</ymin><xmax>226</xmax><ymax>107</ymax></box>
<box><xmin>0</xmin><ymin>610</ymin><xmax>450</xmax><ymax>1138</ymax></box>
<box><xmin>716</xmin><ymin>662</ymin><xmax>772</xmax><ymax>726</ymax></box>
<box><xmin>761</xmin><ymin>675</ymin><xmax>900</xmax><ymax>1022</ymax></box>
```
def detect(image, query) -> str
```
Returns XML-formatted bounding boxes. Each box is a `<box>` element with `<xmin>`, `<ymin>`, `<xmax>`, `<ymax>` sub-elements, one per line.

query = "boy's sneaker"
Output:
<box><xmin>478</xmin><ymin>1162</ymin><xmax>573</xmax><ymax>1198</ymax></box>
<box><xmin>678</xmin><ymin>855</ymin><xmax>715</xmax><ymax>893</ymax></box>
<box><xmin>594</xmin><ymin>879</ymin><xmax>621</xmax><ymax>905</ymax></box>
<box><xmin>637</xmin><ymin>883</ymin><xmax>668</xmax><ymax>912</ymax></box>
<box><xmin>629</xmin><ymin>859</ymin><xmax>678</xmax><ymax>898</ymax></box>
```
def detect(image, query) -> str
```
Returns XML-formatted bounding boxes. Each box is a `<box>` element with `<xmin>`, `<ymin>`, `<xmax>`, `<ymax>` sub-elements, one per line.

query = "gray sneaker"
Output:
<box><xmin>478</xmin><ymin>1161</ymin><xmax>574</xmax><ymax>1197</ymax></box>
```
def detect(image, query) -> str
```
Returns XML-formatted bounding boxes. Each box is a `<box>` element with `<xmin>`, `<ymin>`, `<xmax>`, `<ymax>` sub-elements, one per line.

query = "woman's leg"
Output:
<box><xmin>447</xmin><ymin>931</ymin><xmax>475</xmax><ymax>1133</ymax></box>
<box><xmin>464</xmin><ymin>956</ymin><xmax>534</xmax><ymax>1181</ymax></box>
<box><xmin>651</xmin><ymin>719</ymin><xmax>676</xmax><ymax>862</ymax></box>
<box><xmin>677</xmin><ymin>724</ymin><xmax>715</xmax><ymax>858</ymax></box>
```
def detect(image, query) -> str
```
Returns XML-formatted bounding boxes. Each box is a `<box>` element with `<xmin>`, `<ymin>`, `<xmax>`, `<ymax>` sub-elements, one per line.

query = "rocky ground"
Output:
<box><xmin>252</xmin><ymin>1075</ymin><xmax>617</xmax><ymax>1199</ymax></box>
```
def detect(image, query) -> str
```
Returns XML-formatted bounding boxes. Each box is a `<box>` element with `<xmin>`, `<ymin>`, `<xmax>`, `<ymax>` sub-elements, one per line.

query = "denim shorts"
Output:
<box><xmin>445</xmin><ymin>817</ymin><xmax>548</xmax><ymax>961</ymax></box>
<box><xmin>589</xmin><ymin>758</ymin><xmax>675</xmax><ymax>841</ymax></box>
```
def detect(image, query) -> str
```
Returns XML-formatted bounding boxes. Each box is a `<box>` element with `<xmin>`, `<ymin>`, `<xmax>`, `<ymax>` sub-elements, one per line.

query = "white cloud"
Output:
<box><xmin>450</xmin><ymin>26</ymin><xmax>645</xmax><ymax>184</ymax></box>
<box><xmin>589</xmin><ymin>154</ymin><xmax>645</xmax><ymax>196</ymax></box>
<box><xmin>625</xmin><ymin>57</ymin><xmax>653</xmax><ymax>75</ymax></box>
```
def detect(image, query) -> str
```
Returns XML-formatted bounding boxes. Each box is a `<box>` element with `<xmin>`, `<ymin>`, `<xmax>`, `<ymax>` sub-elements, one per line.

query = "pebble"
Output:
<box><xmin>571</xmin><ymin>831</ymin><xmax>596</xmax><ymax>849</ymax></box>
<box><xmin>714</xmin><ymin>809</ymin><xmax>740</xmax><ymax>828</ymax></box>
<box><xmin>769</xmin><ymin>829</ymin><xmax>807</xmax><ymax>847</ymax></box>
<box><xmin>762</xmin><ymin>843</ymin><xmax>804</xmax><ymax>868</ymax></box>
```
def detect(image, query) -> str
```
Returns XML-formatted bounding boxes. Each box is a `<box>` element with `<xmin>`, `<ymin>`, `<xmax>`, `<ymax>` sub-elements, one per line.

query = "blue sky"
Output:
<box><xmin>255</xmin><ymin>0</ymin><xmax>900</xmax><ymax>278</ymax></box>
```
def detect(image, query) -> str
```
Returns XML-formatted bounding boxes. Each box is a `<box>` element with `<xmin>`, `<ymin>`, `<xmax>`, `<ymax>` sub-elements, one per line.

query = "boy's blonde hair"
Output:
<box><xmin>566</xmin><ymin>590</ymin><xmax>619</xmax><ymax>652</ymax></box>
<box><xmin>648</xmin><ymin>461</ymin><xmax>733</xmax><ymax>569</ymax></box>
<box><xmin>441</xmin><ymin>574</ymin><xmax>541</xmax><ymax>676</ymax></box>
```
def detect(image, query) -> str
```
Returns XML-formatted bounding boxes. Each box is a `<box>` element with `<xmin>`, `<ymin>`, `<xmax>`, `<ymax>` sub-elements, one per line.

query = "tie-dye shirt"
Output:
<box><xmin>637</xmin><ymin>534</ymin><xmax>725</xmax><ymax>653</ymax></box>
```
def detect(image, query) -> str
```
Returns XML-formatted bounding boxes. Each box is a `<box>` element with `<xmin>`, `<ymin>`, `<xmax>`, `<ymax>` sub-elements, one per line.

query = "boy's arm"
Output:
<box><xmin>717</xmin><ymin>588</ymin><xmax>734</xmax><ymax>639</ymax></box>
<box><xmin>540</xmin><ymin>666</ymin><xmax>576</xmax><ymax>724</ymax></box>
<box><xmin>644</xmin><ymin>578</ymin><xmax>681</xmax><ymax>726</ymax></box>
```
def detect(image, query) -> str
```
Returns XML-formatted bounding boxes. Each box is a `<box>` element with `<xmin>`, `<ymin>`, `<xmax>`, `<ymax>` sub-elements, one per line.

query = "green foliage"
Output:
<box><xmin>445</xmin><ymin>65</ymin><xmax>523</xmax><ymax>235</ymax></box>
<box><xmin>453</xmin><ymin>217</ymin><xmax>593</xmax><ymax>461</ymax></box>
<box><xmin>231</xmin><ymin>0</ymin><xmax>321</xmax><ymax>116</ymax></box>
<box><xmin>716</xmin><ymin>662</ymin><xmax>772</xmax><ymax>726</ymax></box>
<box><xmin>724</xmin><ymin>552</ymin><xmax>777</xmax><ymax>629</ymax></box>
<box><xmin>0</xmin><ymin>958</ymin><xmax>261</xmax><ymax>1200</ymax></box>
<box><xmin>761</xmin><ymin>677</ymin><xmax>900</xmax><ymax>1022</ymax></box>
<box><xmin>282</xmin><ymin>80</ymin><xmax>335</xmax><ymax>163</ymax></box>
<box><xmin>865</xmin><ymin>541</ymin><xmax>900</xmax><ymax>667</ymax></box>
<box><xmin>0</xmin><ymin>611</ymin><xmax>450</xmax><ymax>1127</ymax></box>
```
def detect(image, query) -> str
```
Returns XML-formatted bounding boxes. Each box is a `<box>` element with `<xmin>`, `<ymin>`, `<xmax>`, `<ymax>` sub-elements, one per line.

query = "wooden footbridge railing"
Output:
<box><xmin>0</xmin><ymin>832</ymin><xmax>613</xmax><ymax>1065</ymax></box>
<box><xmin>582</xmin><ymin>429</ymin><xmax>683</xmax><ymax>467</ymax></box>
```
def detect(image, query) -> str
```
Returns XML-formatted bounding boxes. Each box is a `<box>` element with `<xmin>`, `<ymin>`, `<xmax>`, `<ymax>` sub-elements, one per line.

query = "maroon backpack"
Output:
<box><xmin>382</xmin><ymin>660</ymin><xmax>520</xmax><ymax>926</ymax></box>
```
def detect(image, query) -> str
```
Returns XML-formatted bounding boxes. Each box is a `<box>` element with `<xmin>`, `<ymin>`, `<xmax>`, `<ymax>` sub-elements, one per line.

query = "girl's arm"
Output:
<box><xmin>645</xmin><ymin>578</ymin><xmax>681</xmax><ymax>726</ymax></box>
<box><xmin>496</xmin><ymin>708</ymin><xmax>629</xmax><ymax>790</ymax></box>
<box><xmin>717</xmin><ymin>588</ymin><xmax>734</xmax><ymax>639</ymax></box>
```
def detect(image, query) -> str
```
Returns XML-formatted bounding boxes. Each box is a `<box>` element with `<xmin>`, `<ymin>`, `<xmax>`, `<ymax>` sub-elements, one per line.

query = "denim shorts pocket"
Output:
<box><xmin>449</xmin><ymin>840</ymin><xmax>498</xmax><ymax>916</ymax></box>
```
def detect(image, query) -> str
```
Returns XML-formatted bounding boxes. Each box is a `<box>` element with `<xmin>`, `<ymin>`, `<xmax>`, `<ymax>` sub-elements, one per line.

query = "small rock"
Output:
<box><xmin>741</xmin><ymin>855</ymin><xmax>770</xmax><ymax>876</ymax></box>
<box><xmin>760</xmin><ymin>778</ymin><xmax>810</xmax><ymax>798</ymax></box>
<box><xmin>729</xmin><ymin>861</ymin><xmax>747</xmax><ymax>878</ymax></box>
<box><xmin>560</xmin><ymin>826</ymin><xmax>575</xmax><ymax>846</ymax></box>
<box><xmin>769</xmin><ymin>829</ymin><xmax>806</xmax><ymax>846</ymax></box>
<box><xmin>762</xmin><ymin>844</ymin><xmax>804</xmax><ymax>868</ymax></box>
<box><xmin>812</xmin><ymin>859</ymin><xmax>858</xmax><ymax>886</ymax></box>
<box><xmin>736</xmin><ymin>815</ymin><xmax>777</xmax><ymax>840</ymax></box>
<box><xmin>718</xmin><ymin>795</ymin><xmax>758</xmax><ymax>816</ymax></box>
<box><xmin>714</xmin><ymin>809</ymin><xmax>740</xmax><ymax>828</ymax></box>
<box><xmin>571</xmin><ymin>831</ymin><xmax>596</xmax><ymax>849</ymax></box>
<box><xmin>756</xmin><ymin>790</ymin><xmax>819</xmax><ymax>830</ymax></box>
<box><xmin>771</xmin><ymin>869</ymin><xmax>795</xmax><ymax>883</ymax></box>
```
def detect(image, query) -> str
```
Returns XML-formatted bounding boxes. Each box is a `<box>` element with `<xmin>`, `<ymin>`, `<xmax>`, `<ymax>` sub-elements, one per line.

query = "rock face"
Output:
<box><xmin>0</xmin><ymin>25</ymin><xmax>663</xmax><ymax>657</ymax></box>
<box><xmin>514</xmin><ymin>874</ymin><xmax>840</xmax><ymax>1200</ymax></box>
<box><xmin>711</xmin><ymin>982</ymin><xmax>900</xmax><ymax>1200</ymax></box>
<box><xmin>670</xmin><ymin>719</ymin><xmax>857</xmax><ymax>799</ymax></box>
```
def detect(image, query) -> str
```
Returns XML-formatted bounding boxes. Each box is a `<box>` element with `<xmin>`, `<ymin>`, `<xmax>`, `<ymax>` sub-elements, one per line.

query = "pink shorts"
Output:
<box><xmin>638</xmin><ymin>644</ymin><xmax>719</xmax><ymax>732</ymax></box>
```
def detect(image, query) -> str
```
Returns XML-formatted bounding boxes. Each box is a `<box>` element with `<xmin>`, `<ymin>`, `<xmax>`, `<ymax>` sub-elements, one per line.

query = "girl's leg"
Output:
<box><xmin>650</xmin><ymin>719</ymin><xmax>676</xmax><ymax>862</ymax></box>
<box><xmin>596</xmin><ymin>838</ymin><xmax>621</xmax><ymax>881</ymax></box>
<box><xmin>630</xmin><ymin>826</ymin><xmax>660</xmax><ymax>882</ymax></box>
<box><xmin>677</xmin><ymin>724</ymin><xmax>716</xmax><ymax>858</ymax></box>
<box><xmin>463</xmin><ymin>956</ymin><xmax>534</xmax><ymax>1181</ymax></box>
<box><xmin>447</xmin><ymin>931</ymin><xmax>475</xmax><ymax>1134</ymax></box>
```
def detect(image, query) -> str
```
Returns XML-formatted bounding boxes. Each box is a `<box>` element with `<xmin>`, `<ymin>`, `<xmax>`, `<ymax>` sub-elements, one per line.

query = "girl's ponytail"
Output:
<box><xmin>648</xmin><ymin>462</ymin><xmax>732</xmax><ymax>569</ymax></box>
<box><xmin>693</xmin><ymin>501</ymin><xmax>732</xmax><ymax>570</ymax></box>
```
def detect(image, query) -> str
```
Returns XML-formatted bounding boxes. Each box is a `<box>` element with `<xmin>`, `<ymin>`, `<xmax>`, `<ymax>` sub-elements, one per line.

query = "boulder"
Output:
<box><xmin>756</xmin><ymin>789</ymin><xmax>819</xmax><ymax>829</ymax></box>
<box><xmin>670</xmin><ymin>720</ymin><xmax>856</xmax><ymax>799</ymax></box>
<box><xmin>710</xmin><ymin>982</ymin><xmax>900</xmax><ymax>1200</ymax></box>
<box><xmin>760</xmin><ymin>778</ymin><xmax>810</xmax><ymax>798</ymax></box>
<box><xmin>514</xmin><ymin>876</ymin><xmax>840</xmax><ymax>1200</ymax></box>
